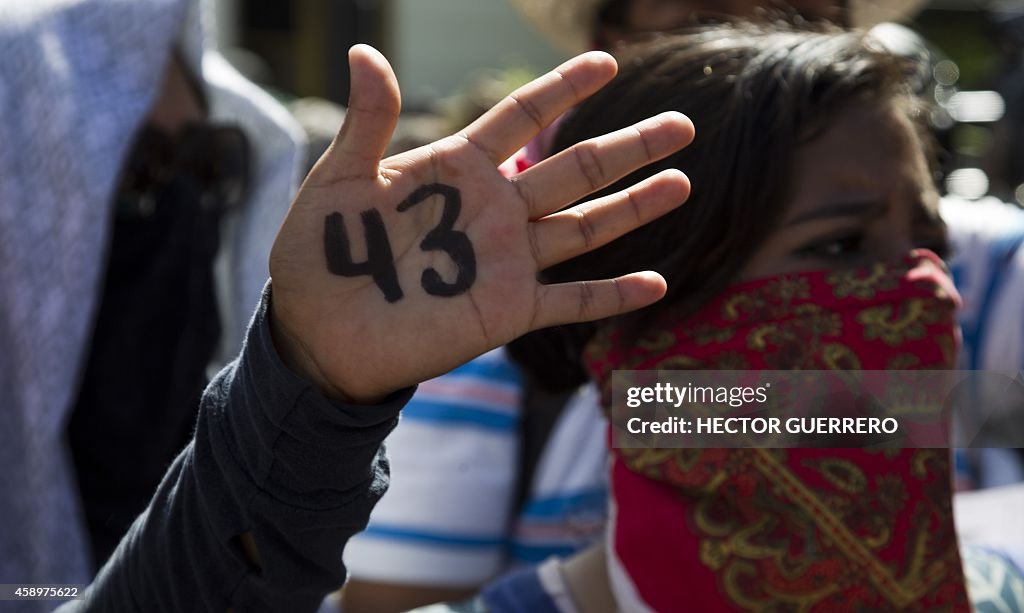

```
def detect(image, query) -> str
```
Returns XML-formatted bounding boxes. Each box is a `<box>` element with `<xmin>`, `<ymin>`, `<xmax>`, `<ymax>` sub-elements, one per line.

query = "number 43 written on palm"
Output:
<box><xmin>323</xmin><ymin>182</ymin><xmax>477</xmax><ymax>303</ymax></box>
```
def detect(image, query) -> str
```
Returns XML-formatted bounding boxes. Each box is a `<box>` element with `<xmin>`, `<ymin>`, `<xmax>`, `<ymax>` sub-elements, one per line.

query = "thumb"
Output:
<box><xmin>323</xmin><ymin>44</ymin><xmax>401</xmax><ymax>179</ymax></box>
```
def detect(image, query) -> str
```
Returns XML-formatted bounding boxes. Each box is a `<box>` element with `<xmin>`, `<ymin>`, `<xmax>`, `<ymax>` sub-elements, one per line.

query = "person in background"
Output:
<box><xmin>337</xmin><ymin>3</ymin><xmax>937</xmax><ymax>613</ymax></box>
<box><xmin>513</xmin><ymin>0</ymin><xmax>1024</xmax><ymax>513</ymax></box>
<box><xmin>496</xmin><ymin>23</ymin><xmax>1020</xmax><ymax>611</ymax></box>
<box><xmin>513</xmin><ymin>2</ymin><xmax>1024</xmax><ymax>436</ymax></box>
<box><xmin>0</xmin><ymin>0</ymin><xmax>304</xmax><ymax>603</ymax></box>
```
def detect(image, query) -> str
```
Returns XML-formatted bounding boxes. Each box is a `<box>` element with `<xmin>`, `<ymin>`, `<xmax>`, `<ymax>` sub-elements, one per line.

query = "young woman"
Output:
<box><xmin>505</xmin><ymin>22</ymin><xmax>971</xmax><ymax>611</ymax></box>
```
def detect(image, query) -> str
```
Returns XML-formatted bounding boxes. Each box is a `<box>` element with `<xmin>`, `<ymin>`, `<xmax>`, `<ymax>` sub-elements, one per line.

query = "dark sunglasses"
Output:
<box><xmin>115</xmin><ymin>122</ymin><xmax>250</xmax><ymax>219</ymax></box>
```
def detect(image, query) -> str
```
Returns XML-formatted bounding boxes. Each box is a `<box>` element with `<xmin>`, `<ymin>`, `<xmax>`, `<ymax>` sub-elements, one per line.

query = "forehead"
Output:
<box><xmin>785</xmin><ymin>100</ymin><xmax>934</xmax><ymax>209</ymax></box>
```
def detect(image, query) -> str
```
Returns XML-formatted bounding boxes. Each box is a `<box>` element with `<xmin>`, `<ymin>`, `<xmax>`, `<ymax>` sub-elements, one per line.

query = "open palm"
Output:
<box><xmin>269</xmin><ymin>45</ymin><xmax>693</xmax><ymax>402</ymax></box>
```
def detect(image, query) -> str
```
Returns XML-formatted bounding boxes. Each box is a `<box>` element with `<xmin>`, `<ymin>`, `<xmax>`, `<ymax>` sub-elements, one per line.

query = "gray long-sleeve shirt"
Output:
<box><xmin>58</xmin><ymin>287</ymin><xmax>410</xmax><ymax>612</ymax></box>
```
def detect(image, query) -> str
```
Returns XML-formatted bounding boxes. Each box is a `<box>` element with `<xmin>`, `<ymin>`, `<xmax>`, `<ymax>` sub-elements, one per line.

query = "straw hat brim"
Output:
<box><xmin>511</xmin><ymin>0</ymin><xmax>930</xmax><ymax>54</ymax></box>
<box><xmin>851</xmin><ymin>0</ymin><xmax>929</xmax><ymax>30</ymax></box>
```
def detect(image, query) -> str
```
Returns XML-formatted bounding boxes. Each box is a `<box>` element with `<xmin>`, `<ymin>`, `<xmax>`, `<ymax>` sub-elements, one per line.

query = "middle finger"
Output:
<box><xmin>511</xmin><ymin>111</ymin><xmax>694</xmax><ymax>220</ymax></box>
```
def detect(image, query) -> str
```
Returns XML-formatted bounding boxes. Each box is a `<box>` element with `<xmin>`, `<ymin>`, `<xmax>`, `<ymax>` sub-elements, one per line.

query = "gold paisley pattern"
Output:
<box><xmin>858</xmin><ymin>298</ymin><xmax>940</xmax><ymax>346</ymax></box>
<box><xmin>828</xmin><ymin>261</ymin><xmax>902</xmax><ymax>299</ymax></box>
<box><xmin>619</xmin><ymin>446</ymin><xmax>963</xmax><ymax>610</ymax></box>
<box><xmin>588</xmin><ymin>254</ymin><xmax>968</xmax><ymax>612</ymax></box>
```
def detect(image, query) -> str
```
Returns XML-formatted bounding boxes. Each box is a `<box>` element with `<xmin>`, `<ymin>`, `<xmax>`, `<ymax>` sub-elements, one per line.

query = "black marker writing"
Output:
<box><xmin>397</xmin><ymin>183</ymin><xmax>477</xmax><ymax>297</ymax></box>
<box><xmin>322</xmin><ymin>183</ymin><xmax>476</xmax><ymax>302</ymax></box>
<box><xmin>323</xmin><ymin>210</ymin><xmax>403</xmax><ymax>302</ymax></box>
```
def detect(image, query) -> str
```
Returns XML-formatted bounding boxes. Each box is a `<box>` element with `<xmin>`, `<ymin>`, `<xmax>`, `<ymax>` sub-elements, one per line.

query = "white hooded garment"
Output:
<box><xmin>0</xmin><ymin>0</ymin><xmax>305</xmax><ymax>595</ymax></box>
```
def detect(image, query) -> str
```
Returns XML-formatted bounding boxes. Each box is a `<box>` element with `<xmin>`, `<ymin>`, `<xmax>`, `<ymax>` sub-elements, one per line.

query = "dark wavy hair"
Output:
<box><xmin>508</xmin><ymin>22</ymin><xmax>931</xmax><ymax>391</ymax></box>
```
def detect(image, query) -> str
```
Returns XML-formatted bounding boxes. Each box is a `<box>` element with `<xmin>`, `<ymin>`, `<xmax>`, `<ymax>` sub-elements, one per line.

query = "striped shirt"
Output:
<box><xmin>344</xmin><ymin>353</ymin><xmax>608</xmax><ymax>587</ymax></box>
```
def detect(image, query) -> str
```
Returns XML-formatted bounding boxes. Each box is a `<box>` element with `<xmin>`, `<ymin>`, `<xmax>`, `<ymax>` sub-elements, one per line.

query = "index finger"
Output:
<box><xmin>457</xmin><ymin>52</ymin><xmax>618</xmax><ymax>166</ymax></box>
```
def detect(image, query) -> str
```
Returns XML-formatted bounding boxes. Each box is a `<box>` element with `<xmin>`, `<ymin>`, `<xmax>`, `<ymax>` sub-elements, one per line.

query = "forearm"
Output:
<box><xmin>61</xmin><ymin>286</ymin><xmax>411</xmax><ymax>612</ymax></box>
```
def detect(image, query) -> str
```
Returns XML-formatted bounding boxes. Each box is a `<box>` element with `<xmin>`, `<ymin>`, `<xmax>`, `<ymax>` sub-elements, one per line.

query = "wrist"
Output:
<box><xmin>268</xmin><ymin>296</ymin><xmax>389</xmax><ymax>405</ymax></box>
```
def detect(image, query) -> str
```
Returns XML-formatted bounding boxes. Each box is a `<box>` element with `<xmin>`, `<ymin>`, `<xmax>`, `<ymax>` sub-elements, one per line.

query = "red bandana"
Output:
<box><xmin>585</xmin><ymin>251</ymin><xmax>970</xmax><ymax>612</ymax></box>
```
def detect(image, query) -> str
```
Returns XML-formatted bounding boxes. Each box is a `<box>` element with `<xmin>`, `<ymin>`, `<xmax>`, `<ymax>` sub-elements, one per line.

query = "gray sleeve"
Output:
<box><xmin>60</xmin><ymin>284</ymin><xmax>411</xmax><ymax>612</ymax></box>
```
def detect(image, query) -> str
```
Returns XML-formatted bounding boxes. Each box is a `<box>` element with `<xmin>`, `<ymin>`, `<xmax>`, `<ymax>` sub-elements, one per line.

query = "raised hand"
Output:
<box><xmin>268</xmin><ymin>45</ymin><xmax>694</xmax><ymax>403</ymax></box>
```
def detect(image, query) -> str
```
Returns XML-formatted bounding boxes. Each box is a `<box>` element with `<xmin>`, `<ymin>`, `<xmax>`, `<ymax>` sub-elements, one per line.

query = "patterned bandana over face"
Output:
<box><xmin>585</xmin><ymin>250</ymin><xmax>970</xmax><ymax>612</ymax></box>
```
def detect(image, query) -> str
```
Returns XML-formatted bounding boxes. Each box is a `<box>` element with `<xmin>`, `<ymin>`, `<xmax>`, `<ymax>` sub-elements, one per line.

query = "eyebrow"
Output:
<box><xmin>784</xmin><ymin>200</ymin><xmax>888</xmax><ymax>227</ymax></box>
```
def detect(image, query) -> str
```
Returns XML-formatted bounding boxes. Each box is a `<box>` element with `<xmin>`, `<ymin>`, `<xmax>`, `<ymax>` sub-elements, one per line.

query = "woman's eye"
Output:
<box><xmin>797</xmin><ymin>234</ymin><xmax>865</xmax><ymax>259</ymax></box>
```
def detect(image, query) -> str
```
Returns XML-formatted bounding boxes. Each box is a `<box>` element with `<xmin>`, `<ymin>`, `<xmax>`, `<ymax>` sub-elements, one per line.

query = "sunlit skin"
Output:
<box><xmin>740</xmin><ymin>99</ymin><xmax>947</xmax><ymax>280</ymax></box>
<box><xmin>270</xmin><ymin>48</ymin><xmax>694</xmax><ymax>405</ymax></box>
<box><xmin>253</xmin><ymin>46</ymin><xmax>695</xmax><ymax>580</ymax></box>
